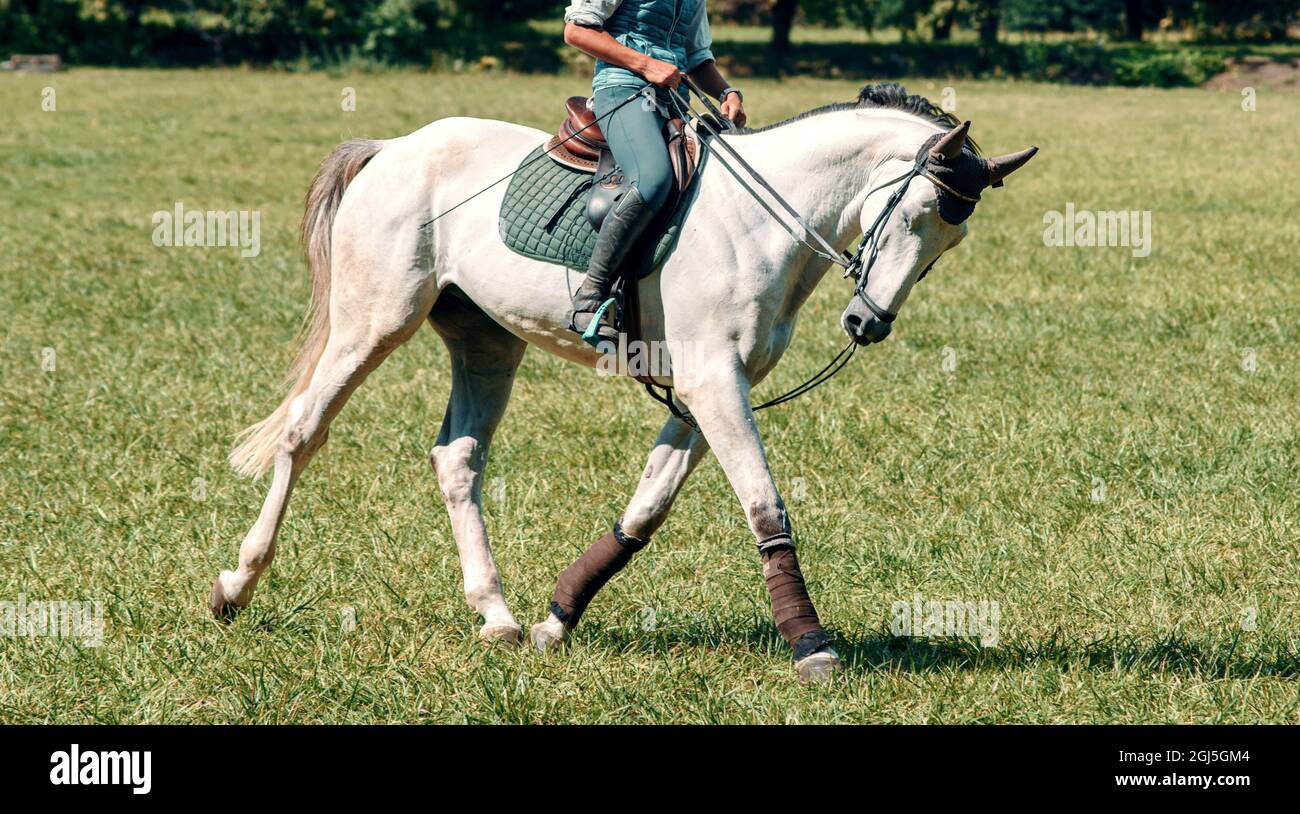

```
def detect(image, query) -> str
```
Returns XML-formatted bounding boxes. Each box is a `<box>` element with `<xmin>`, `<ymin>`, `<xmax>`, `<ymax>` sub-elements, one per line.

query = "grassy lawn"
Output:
<box><xmin>0</xmin><ymin>69</ymin><xmax>1296</xmax><ymax>723</ymax></box>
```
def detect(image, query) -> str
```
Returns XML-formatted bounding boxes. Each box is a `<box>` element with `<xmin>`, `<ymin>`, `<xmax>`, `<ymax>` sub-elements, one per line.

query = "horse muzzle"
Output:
<box><xmin>841</xmin><ymin>303</ymin><xmax>893</xmax><ymax>346</ymax></box>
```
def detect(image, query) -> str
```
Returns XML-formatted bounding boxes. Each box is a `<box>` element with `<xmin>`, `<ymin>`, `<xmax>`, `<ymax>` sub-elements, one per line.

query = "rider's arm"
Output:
<box><xmin>682</xmin><ymin>6</ymin><xmax>747</xmax><ymax>126</ymax></box>
<box><xmin>563</xmin><ymin>1</ymin><xmax>682</xmax><ymax>88</ymax></box>
<box><xmin>685</xmin><ymin>61</ymin><xmax>727</xmax><ymax>99</ymax></box>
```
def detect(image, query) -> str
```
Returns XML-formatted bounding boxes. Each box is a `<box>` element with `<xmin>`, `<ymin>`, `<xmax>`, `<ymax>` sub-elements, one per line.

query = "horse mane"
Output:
<box><xmin>737</xmin><ymin>82</ymin><xmax>982</xmax><ymax>155</ymax></box>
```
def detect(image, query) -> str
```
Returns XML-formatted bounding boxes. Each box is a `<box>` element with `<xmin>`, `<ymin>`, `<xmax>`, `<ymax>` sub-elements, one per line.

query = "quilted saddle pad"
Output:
<box><xmin>498</xmin><ymin>145</ymin><xmax>705</xmax><ymax>279</ymax></box>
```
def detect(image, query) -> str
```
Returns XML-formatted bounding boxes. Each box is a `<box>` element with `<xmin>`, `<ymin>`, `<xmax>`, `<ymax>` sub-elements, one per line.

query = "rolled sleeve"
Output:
<box><xmin>564</xmin><ymin>0</ymin><xmax>621</xmax><ymax>26</ymax></box>
<box><xmin>684</xmin><ymin>3</ymin><xmax>715</xmax><ymax>71</ymax></box>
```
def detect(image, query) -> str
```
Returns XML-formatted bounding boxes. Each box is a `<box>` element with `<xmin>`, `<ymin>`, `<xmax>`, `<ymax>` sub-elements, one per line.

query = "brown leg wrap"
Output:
<box><xmin>760</xmin><ymin>536</ymin><xmax>832</xmax><ymax>660</ymax></box>
<box><xmin>550</xmin><ymin>523</ymin><xmax>650</xmax><ymax>629</ymax></box>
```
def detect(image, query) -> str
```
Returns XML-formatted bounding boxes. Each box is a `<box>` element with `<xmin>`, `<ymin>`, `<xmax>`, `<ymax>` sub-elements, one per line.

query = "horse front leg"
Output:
<box><xmin>674</xmin><ymin>365</ymin><xmax>841</xmax><ymax>682</ymax></box>
<box><xmin>531</xmin><ymin>413</ymin><xmax>709</xmax><ymax>650</ymax></box>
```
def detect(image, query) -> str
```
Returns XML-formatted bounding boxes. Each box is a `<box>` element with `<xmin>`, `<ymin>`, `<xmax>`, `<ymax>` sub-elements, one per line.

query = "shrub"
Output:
<box><xmin>1110</xmin><ymin>48</ymin><xmax>1226</xmax><ymax>87</ymax></box>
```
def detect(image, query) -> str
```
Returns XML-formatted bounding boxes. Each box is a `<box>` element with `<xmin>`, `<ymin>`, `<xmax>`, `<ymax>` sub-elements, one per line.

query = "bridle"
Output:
<box><xmin>637</xmin><ymin>81</ymin><xmax>974</xmax><ymax>427</ymax></box>
<box><xmin>843</xmin><ymin>164</ymin><xmax>927</xmax><ymax>326</ymax></box>
<box><xmin>679</xmin><ymin>81</ymin><xmax>976</xmax><ymax>328</ymax></box>
<box><xmin>842</xmin><ymin>153</ymin><xmax>981</xmax><ymax>322</ymax></box>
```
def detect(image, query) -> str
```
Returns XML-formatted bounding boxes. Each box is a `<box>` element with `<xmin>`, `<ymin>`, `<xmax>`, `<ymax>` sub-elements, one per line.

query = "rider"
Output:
<box><xmin>563</xmin><ymin>0</ymin><xmax>747</xmax><ymax>346</ymax></box>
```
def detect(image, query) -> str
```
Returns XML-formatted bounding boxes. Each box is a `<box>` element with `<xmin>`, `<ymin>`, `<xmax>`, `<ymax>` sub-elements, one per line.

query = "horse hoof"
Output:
<box><xmin>480</xmin><ymin>624</ymin><xmax>523</xmax><ymax>646</ymax></box>
<box><xmin>795</xmin><ymin>648</ymin><xmax>841</xmax><ymax>683</ymax></box>
<box><xmin>529</xmin><ymin>618</ymin><xmax>568</xmax><ymax>652</ymax></box>
<box><xmin>209</xmin><ymin>577</ymin><xmax>241</xmax><ymax>622</ymax></box>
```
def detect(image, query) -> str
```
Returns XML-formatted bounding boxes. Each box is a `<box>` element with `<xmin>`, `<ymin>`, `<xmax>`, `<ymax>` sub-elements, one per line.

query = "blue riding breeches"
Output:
<box><xmin>592</xmin><ymin>86</ymin><xmax>675</xmax><ymax>215</ymax></box>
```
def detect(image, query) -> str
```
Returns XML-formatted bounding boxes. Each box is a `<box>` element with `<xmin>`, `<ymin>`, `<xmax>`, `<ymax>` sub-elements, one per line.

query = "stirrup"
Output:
<box><xmin>578</xmin><ymin>297</ymin><xmax>618</xmax><ymax>348</ymax></box>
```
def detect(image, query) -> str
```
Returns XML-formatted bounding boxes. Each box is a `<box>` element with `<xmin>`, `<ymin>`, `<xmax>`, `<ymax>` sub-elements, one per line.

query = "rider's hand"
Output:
<box><xmin>721</xmin><ymin>93</ymin><xmax>746</xmax><ymax>128</ymax></box>
<box><xmin>641</xmin><ymin>57</ymin><xmax>683</xmax><ymax>89</ymax></box>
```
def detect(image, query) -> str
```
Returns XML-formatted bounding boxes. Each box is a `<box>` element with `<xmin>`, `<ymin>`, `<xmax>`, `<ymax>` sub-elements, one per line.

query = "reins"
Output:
<box><xmin>674</xmin><ymin>78</ymin><xmax>858</xmax><ymax>274</ymax></box>
<box><xmin>639</xmin><ymin>79</ymin><xmax>935</xmax><ymax>429</ymax></box>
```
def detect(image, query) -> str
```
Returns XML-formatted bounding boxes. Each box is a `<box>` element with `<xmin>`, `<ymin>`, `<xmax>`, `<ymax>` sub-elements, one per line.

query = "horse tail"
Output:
<box><xmin>230</xmin><ymin>138</ymin><xmax>385</xmax><ymax>478</ymax></box>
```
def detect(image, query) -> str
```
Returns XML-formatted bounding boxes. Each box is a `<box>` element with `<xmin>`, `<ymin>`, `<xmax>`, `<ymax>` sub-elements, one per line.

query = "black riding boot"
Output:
<box><xmin>569</xmin><ymin>186</ymin><xmax>657</xmax><ymax>348</ymax></box>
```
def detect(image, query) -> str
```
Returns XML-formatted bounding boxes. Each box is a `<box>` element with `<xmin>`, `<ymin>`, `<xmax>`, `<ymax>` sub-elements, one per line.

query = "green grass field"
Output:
<box><xmin>1</xmin><ymin>70</ymin><xmax>1297</xmax><ymax>723</ymax></box>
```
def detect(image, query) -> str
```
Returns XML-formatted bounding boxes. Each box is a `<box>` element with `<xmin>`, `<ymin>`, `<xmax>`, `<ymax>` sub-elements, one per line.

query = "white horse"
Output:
<box><xmin>210</xmin><ymin>83</ymin><xmax>1036</xmax><ymax>681</ymax></box>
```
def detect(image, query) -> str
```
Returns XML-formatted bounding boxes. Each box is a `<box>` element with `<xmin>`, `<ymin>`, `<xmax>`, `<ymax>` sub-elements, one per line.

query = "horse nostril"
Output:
<box><xmin>843</xmin><ymin>312</ymin><xmax>874</xmax><ymax>346</ymax></box>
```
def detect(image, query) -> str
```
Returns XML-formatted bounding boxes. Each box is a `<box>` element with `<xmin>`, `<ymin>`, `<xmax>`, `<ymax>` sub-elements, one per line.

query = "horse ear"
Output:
<box><xmin>985</xmin><ymin>146</ymin><xmax>1039</xmax><ymax>187</ymax></box>
<box><xmin>929</xmin><ymin>120</ymin><xmax>970</xmax><ymax>161</ymax></box>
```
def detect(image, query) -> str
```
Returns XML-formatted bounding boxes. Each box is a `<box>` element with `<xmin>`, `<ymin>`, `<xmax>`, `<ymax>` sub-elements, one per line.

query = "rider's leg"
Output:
<box><xmin>569</xmin><ymin>86</ymin><xmax>676</xmax><ymax>346</ymax></box>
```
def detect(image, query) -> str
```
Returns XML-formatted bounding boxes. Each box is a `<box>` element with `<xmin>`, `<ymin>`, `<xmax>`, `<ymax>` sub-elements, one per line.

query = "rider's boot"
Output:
<box><xmin>569</xmin><ymin>186</ymin><xmax>657</xmax><ymax>348</ymax></box>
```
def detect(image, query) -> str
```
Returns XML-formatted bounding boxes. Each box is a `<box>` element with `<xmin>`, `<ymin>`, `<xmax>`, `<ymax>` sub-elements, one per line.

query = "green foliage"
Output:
<box><xmin>711</xmin><ymin>37</ymin><xmax>1230</xmax><ymax>87</ymax></box>
<box><xmin>1002</xmin><ymin>0</ymin><xmax>1124</xmax><ymax>33</ymax></box>
<box><xmin>810</xmin><ymin>0</ymin><xmax>1299</xmax><ymax>42</ymax></box>
<box><xmin>1110</xmin><ymin>46</ymin><xmax>1226</xmax><ymax>85</ymax></box>
<box><xmin>1</xmin><ymin>0</ymin><xmax>1294</xmax><ymax>70</ymax></box>
<box><xmin>0</xmin><ymin>0</ymin><xmax>558</xmax><ymax>67</ymax></box>
<box><xmin>993</xmin><ymin>40</ymin><xmax>1226</xmax><ymax>87</ymax></box>
<box><xmin>1007</xmin><ymin>40</ymin><xmax>1114</xmax><ymax>83</ymax></box>
<box><xmin>1168</xmin><ymin>0</ymin><xmax>1299</xmax><ymax>40</ymax></box>
<box><xmin>361</xmin><ymin>0</ymin><xmax>442</xmax><ymax>65</ymax></box>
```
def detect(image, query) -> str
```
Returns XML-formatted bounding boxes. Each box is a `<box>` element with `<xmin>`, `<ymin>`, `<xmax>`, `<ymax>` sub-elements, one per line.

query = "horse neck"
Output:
<box><xmin>718</xmin><ymin>109</ymin><xmax>938</xmax><ymax>299</ymax></box>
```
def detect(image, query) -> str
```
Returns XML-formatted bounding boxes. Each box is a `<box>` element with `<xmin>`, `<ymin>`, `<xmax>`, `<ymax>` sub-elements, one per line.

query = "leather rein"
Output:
<box><xmin>644</xmin><ymin>79</ymin><xmax>950</xmax><ymax>428</ymax></box>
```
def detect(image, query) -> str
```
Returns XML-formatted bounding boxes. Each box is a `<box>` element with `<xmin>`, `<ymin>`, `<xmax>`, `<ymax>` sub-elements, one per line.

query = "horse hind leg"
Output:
<box><xmin>211</xmin><ymin>306</ymin><xmax>429</xmax><ymax>617</ymax></box>
<box><xmin>212</xmin><ymin>278</ymin><xmax>434</xmax><ymax>619</ymax></box>
<box><xmin>428</xmin><ymin>288</ymin><xmax>527</xmax><ymax>644</ymax></box>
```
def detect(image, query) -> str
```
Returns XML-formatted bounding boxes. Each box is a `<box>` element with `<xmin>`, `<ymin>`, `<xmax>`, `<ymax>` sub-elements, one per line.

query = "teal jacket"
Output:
<box><xmin>564</xmin><ymin>0</ymin><xmax>715</xmax><ymax>94</ymax></box>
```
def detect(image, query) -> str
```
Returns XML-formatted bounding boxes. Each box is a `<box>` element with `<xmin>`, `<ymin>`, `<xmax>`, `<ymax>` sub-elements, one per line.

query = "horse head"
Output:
<box><xmin>841</xmin><ymin>119</ymin><xmax>1038</xmax><ymax>346</ymax></box>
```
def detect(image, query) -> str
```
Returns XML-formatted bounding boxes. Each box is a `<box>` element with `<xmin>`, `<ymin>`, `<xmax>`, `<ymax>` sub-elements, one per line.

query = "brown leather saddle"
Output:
<box><xmin>544</xmin><ymin>95</ymin><xmax>700</xmax><ymax>231</ymax></box>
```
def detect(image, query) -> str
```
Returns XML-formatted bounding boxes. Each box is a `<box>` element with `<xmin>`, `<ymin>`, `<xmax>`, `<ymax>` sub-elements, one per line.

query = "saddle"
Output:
<box><xmin>544</xmin><ymin>96</ymin><xmax>701</xmax><ymax>231</ymax></box>
<box><xmin>498</xmin><ymin>97</ymin><xmax>712</xmax><ymax>344</ymax></box>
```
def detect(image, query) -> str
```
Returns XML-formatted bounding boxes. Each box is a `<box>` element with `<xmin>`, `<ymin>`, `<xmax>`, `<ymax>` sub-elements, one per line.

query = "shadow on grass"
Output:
<box><xmin>832</xmin><ymin>629</ymin><xmax>1300</xmax><ymax>678</ymax></box>
<box><xmin>592</xmin><ymin>619</ymin><xmax>1299</xmax><ymax>678</ymax></box>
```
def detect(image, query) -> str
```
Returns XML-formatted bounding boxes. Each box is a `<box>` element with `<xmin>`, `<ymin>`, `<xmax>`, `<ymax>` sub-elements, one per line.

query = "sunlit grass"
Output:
<box><xmin>0</xmin><ymin>70</ymin><xmax>1296</xmax><ymax>723</ymax></box>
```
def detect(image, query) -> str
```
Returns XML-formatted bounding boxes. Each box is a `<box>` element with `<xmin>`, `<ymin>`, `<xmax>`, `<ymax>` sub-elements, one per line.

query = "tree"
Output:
<box><xmin>932</xmin><ymin>1</ymin><xmax>959</xmax><ymax>40</ymax></box>
<box><xmin>772</xmin><ymin>0</ymin><xmax>798</xmax><ymax>54</ymax></box>
<box><xmin>1124</xmin><ymin>0</ymin><xmax>1144</xmax><ymax>39</ymax></box>
<box><xmin>978</xmin><ymin>0</ymin><xmax>1001</xmax><ymax>45</ymax></box>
